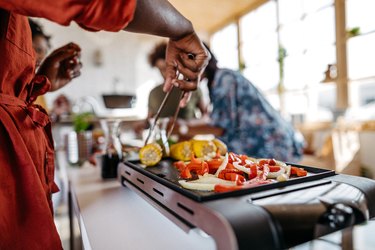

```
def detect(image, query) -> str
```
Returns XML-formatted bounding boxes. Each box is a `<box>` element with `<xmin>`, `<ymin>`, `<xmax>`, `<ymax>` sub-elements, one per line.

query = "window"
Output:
<box><xmin>210</xmin><ymin>0</ymin><xmax>375</xmax><ymax>122</ymax></box>
<box><xmin>346</xmin><ymin>0</ymin><xmax>375</xmax><ymax>108</ymax></box>
<box><xmin>241</xmin><ymin>1</ymin><xmax>279</xmax><ymax>92</ymax></box>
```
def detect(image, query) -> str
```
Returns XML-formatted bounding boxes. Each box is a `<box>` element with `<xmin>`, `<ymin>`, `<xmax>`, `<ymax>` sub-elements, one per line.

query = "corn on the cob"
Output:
<box><xmin>139</xmin><ymin>143</ymin><xmax>163</xmax><ymax>166</ymax></box>
<box><xmin>170</xmin><ymin>141</ymin><xmax>192</xmax><ymax>161</ymax></box>
<box><xmin>192</xmin><ymin>140</ymin><xmax>217</xmax><ymax>158</ymax></box>
<box><xmin>212</xmin><ymin>138</ymin><xmax>227</xmax><ymax>155</ymax></box>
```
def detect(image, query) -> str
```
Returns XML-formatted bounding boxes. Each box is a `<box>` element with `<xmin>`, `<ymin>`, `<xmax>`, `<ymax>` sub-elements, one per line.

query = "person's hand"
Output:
<box><xmin>37</xmin><ymin>42</ymin><xmax>82</xmax><ymax>92</ymax></box>
<box><xmin>164</xmin><ymin>32</ymin><xmax>210</xmax><ymax>107</ymax></box>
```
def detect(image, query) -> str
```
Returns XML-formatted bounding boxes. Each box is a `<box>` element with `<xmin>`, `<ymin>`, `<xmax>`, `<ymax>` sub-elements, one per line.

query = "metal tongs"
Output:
<box><xmin>144</xmin><ymin>87</ymin><xmax>185</xmax><ymax>147</ymax></box>
<box><xmin>144</xmin><ymin>53</ymin><xmax>195</xmax><ymax>147</ymax></box>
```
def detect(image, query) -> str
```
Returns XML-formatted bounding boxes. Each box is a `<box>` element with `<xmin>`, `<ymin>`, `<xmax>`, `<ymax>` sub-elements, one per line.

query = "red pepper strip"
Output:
<box><xmin>258</xmin><ymin>158</ymin><xmax>277</xmax><ymax>166</ymax></box>
<box><xmin>214</xmin><ymin>184</ymin><xmax>244</xmax><ymax>193</ymax></box>
<box><xmin>197</xmin><ymin>162</ymin><xmax>209</xmax><ymax>176</ymax></box>
<box><xmin>207</xmin><ymin>158</ymin><xmax>223</xmax><ymax>174</ymax></box>
<box><xmin>268</xmin><ymin>159</ymin><xmax>277</xmax><ymax>166</ymax></box>
<box><xmin>173</xmin><ymin>161</ymin><xmax>186</xmax><ymax>171</ymax></box>
<box><xmin>214</xmin><ymin>179</ymin><xmax>274</xmax><ymax>193</ymax></box>
<box><xmin>258</xmin><ymin>159</ymin><xmax>268</xmax><ymax>166</ymax></box>
<box><xmin>239</xmin><ymin>154</ymin><xmax>248</xmax><ymax>165</ymax></box>
<box><xmin>268</xmin><ymin>165</ymin><xmax>281</xmax><ymax>172</ymax></box>
<box><xmin>248</xmin><ymin>164</ymin><xmax>257</xmax><ymax>179</ymax></box>
<box><xmin>291</xmin><ymin>166</ymin><xmax>308</xmax><ymax>177</ymax></box>
<box><xmin>190</xmin><ymin>153</ymin><xmax>202</xmax><ymax>165</ymax></box>
<box><xmin>180</xmin><ymin>166</ymin><xmax>192</xmax><ymax>179</ymax></box>
<box><xmin>217</xmin><ymin>169</ymin><xmax>242</xmax><ymax>179</ymax></box>
<box><xmin>258</xmin><ymin>164</ymin><xmax>269</xmax><ymax>181</ymax></box>
<box><xmin>185</xmin><ymin>161</ymin><xmax>209</xmax><ymax>176</ymax></box>
<box><xmin>226</xmin><ymin>162</ymin><xmax>235</xmax><ymax>170</ymax></box>
<box><xmin>225</xmin><ymin>173</ymin><xmax>246</xmax><ymax>185</ymax></box>
<box><xmin>228</xmin><ymin>152</ymin><xmax>241</xmax><ymax>164</ymax></box>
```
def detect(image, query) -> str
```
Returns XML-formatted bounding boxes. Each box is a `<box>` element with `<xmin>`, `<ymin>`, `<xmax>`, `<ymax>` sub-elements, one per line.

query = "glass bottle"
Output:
<box><xmin>100</xmin><ymin>118</ymin><xmax>122</xmax><ymax>179</ymax></box>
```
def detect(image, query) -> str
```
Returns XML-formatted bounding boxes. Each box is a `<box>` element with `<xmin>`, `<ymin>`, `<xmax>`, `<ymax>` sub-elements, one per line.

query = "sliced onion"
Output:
<box><xmin>178</xmin><ymin>180</ymin><xmax>215</xmax><ymax>191</ymax></box>
<box><xmin>276</xmin><ymin>173</ymin><xmax>289</xmax><ymax>182</ymax></box>
<box><xmin>214</xmin><ymin>153</ymin><xmax>228</xmax><ymax>177</ymax></box>
<box><xmin>257</xmin><ymin>158</ymin><xmax>287</xmax><ymax>167</ymax></box>
<box><xmin>232</xmin><ymin>162</ymin><xmax>250</xmax><ymax>175</ymax></box>
<box><xmin>245</xmin><ymin>159</ymin><xmax>257</xmax><ymax>164</ymax></box>
<box><xmin>267</xmin><ymin>167</ymin><xmax>286</xmax><ymax>179</ymax></box>
<box><xmin>195</xmin><ymin>174</ymin><xmax>237</xmax><ymax>185</ymax></box>
<box><xmin>285</xmin><ymin>165</ymin><xmax>291</xmax><ymax>177</ymax></box>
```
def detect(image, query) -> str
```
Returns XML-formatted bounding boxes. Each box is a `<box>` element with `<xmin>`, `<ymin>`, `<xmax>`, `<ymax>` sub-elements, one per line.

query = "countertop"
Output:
<box><xmin>56</xmin><ymin>150</ymin><xmax>216</xmax><ymax>250</ymax></box>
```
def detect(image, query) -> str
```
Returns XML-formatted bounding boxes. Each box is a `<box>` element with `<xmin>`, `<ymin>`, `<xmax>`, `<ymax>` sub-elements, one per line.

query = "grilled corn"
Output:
<box><xmin>192</xmin><ymin>140</ymin><xmax>217</xmax><ymax>158</ymax></box>
<box><xmin>139</xmin><ymin>143</ymin><xmax>163</xmax><ymax>166</ymax></box>
<box><xmin>170</xmin><ymin>140</ymin><xmax>192</xmax><ymax>161</ymax></box>
<box><xmin>212</xmin><ymin>138</ymin><xmax>227</xmax><ymax>155</ymax></box>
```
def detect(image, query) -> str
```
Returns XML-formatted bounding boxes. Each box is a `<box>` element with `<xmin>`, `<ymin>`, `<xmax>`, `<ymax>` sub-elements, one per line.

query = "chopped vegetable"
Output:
<box><xmin>139</xmin><ymin>143</ymin><xmax>163</xmax><ymax>166</ymax></box>
<box><xmin>170</xmin><ymin>141</ymin><xmax>192</xmax><ymax>161</ymax></box>
<box><xmin>192</xmin><ymin>140</ymin><xmax>217</xmax><ymax>158</ymax></box>
<box><xmin>212</xmin><ymin>138</ymin><xmax>228</xmax><ymax>155</ymax></box>
<box><xmin>291</xmin><ymin>166</ymin><xmax>308</xmax><ymax>177</ymax></box>
<box><xmin>215</xmin><ymin>153</ymin><xmax>229</xmax><ymax>177</ymax></box>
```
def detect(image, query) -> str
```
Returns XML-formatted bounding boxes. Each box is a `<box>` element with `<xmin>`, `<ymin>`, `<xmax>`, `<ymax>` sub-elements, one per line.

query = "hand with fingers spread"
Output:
<box><xmin>36</xmin><ymin>42</ymin><xmax>82</xmax><ymax>91</ymax></box>
<box><xmin>164</xmin><ymin>32</ymin><xmax>210</xmax><ymax>107</ymax></box>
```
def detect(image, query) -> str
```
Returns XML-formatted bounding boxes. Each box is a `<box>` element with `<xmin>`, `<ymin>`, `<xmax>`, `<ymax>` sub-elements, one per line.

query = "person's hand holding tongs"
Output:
<box><xmin>144</xmin><ymin>32</ymin><xmax>210</xmax><ymax>146</ymax></box>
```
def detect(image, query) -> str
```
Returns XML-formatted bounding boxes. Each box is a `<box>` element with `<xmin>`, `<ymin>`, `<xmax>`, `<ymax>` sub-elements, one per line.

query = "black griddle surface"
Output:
<box><xmin>125</xmin><ymin>159</ymin><xmax>336</xmax><ymax>202</ymax></box>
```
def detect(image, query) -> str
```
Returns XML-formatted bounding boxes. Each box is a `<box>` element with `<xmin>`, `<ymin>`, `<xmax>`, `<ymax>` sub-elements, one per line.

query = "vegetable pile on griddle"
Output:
<box><xmin>139</xmin><ymin>139</ymin><xmax>307</xmax><ymax>193</ymax></box>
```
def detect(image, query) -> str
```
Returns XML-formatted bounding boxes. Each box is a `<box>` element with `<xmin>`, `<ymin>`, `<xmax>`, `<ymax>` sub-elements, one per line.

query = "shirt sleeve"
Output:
<box><xmin>0</xmin><ymin>0</ymin><xmax>136</xmax><ymax>32</ymax></box>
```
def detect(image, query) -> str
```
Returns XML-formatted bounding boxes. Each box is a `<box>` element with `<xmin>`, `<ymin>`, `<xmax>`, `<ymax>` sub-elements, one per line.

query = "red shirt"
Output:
<box><xmin>0</xmin><ymin>0</ymin><xmax>135</xmax><ymax>249</ymax></box>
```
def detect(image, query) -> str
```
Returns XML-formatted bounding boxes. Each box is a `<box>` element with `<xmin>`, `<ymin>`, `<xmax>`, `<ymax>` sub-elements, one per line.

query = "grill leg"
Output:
<box><xmin>341</xmin><ymin>226</ymin><xmax>354</xmax><ymax>250</ymax></box>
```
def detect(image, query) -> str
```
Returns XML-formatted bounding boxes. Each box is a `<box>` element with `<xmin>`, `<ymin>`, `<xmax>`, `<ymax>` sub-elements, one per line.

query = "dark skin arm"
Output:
<box><xmin>126</xmin><ymin>0</ymin><xmax>210</xmax><ymax>106</ymax></box>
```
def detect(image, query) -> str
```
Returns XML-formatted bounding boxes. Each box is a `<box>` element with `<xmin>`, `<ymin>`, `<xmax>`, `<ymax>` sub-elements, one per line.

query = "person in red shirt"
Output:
<box><xmin>0</xmin><ymin>0</ymin><xmax>210</xmax><ymax>249</ymax></box>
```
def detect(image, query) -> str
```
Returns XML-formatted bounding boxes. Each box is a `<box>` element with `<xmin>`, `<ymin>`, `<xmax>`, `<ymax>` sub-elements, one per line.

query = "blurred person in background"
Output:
<box><xmin>134</xmin><ymin>42</ymin><xmax>207</xmax><ymax>136</ymax></box>
<box><xmin>0</xmin><ymin>0</ymin><xmax>209</xmax><ymax>248</ymax></box>
<box><xmin>173</xmin><ymin>44</ymin><xmax>304</xmax><ymax>162</ymax></box>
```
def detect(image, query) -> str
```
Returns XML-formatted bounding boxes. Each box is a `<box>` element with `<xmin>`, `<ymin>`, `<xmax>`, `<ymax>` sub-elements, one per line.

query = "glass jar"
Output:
<box><xmin>100</xmin><ymin>118</ymin><xmax>122</xmax><ymax>179</ymax></box>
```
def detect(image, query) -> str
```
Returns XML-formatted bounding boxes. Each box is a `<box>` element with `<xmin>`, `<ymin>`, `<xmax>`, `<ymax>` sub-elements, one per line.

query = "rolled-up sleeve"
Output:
<box><xmin>0</xmin><ymin>0</ymin><xmax>136</xmax><ymax>32</ymax></box>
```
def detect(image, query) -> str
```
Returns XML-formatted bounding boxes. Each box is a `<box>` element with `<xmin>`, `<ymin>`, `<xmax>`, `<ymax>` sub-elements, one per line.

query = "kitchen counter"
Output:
<box><xmin>56</xmin><ymin>150</ymin><xmax>375</xmax><ymax>250</ymax></box>
<box><xmin>56</xmin><ymin>150</ymin><xmax>216</xmax><ymax>250</ymax></box>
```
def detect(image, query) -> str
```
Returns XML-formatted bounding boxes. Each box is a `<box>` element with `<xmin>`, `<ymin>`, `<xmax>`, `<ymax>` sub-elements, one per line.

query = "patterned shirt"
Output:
<box><xmin>210</xmin><ymin>69</ymin><xmax>304</xmax><ymax>162</ymax></box>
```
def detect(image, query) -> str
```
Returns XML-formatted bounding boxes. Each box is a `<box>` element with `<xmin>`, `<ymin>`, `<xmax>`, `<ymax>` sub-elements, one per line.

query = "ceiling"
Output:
<box><xmin>169</xmin><ymin>0</ymin><xmax>267</xmax><ymax>34</ymax></box>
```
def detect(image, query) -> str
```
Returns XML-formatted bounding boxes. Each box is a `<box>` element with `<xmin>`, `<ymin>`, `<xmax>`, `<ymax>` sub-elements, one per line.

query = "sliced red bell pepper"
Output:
<box><xmin>173</xmin><ymin>161</ymin><xmax>186</xmax><ymax>171</ymax></box>
<box><xmin>226</xmin><ymin>162</ymin><xmax>235</xmax><ymax>170</ymax></box>
<box><xmin>248</xmin><ymin>164</ymin><xmax>258</xmax><ymax>179</ymax></box>
<box><xmin>180</xmin><ymin>166</ymin><xmax>192</xmax><ymax>179</ymax></box>
<box><xmin>268</xmin><ymin>165</ymin><xmax>281</xmax><ymax>172</ymax></box>
<box><xmin>207</xmin><ymin>158</ymin><xmax>223</xmax><ymax>174</ymax></box>
<box><xmin>291</xmin><ymin>166</ymin><xmax>308</xmax><ymax>177</ymax></box>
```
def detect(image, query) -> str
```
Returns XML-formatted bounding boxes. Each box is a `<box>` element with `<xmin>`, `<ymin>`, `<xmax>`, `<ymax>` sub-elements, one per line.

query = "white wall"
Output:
<box><xmin>36</xmin><ymin>19</ymin><xmax>165</xmax><ymax>116</ymax></box>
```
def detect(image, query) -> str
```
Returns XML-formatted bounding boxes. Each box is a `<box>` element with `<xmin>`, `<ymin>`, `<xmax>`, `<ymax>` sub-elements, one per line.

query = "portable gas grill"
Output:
<box><xmin>119</xmin><ymin>160</ymin><xmax>375</xmax><ymax>250</ymax></box>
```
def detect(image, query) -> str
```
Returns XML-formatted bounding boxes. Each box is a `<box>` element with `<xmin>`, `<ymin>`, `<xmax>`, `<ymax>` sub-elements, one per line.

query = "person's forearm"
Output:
<box><xmin>125</xmin><ymin>0</ymin><xmax>194</xmax><ymax>40</ymax></box>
